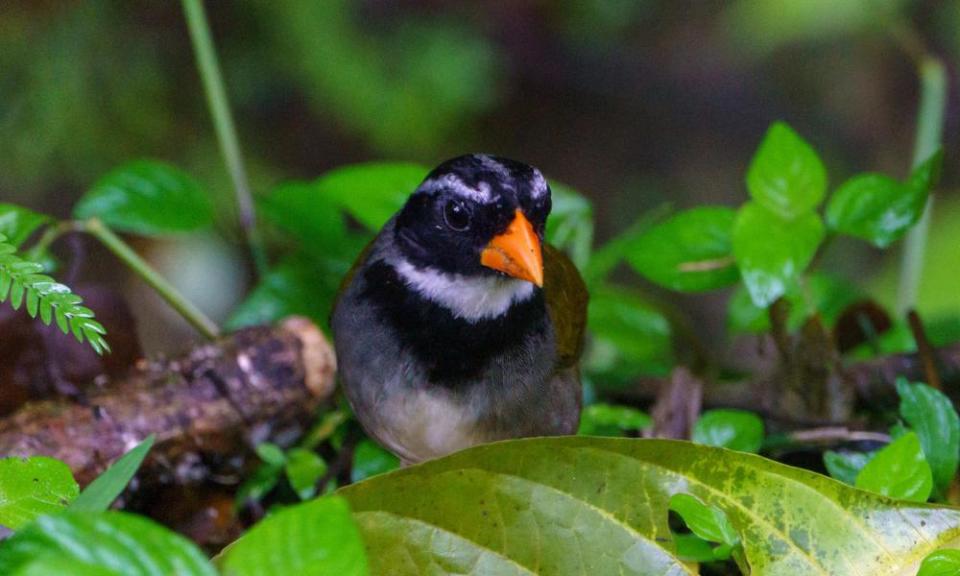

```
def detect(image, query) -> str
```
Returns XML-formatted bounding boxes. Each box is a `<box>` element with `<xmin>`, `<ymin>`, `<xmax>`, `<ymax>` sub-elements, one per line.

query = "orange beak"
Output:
<box><xmin>480</xmin><ymin>209</ymin><xmax>544</xmax><ymax>287</ymax></box>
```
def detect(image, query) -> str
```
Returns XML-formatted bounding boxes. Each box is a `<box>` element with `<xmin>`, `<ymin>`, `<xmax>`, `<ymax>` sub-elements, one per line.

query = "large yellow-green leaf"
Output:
<box><xmin>339</xmin><ymin>437</ymin><xmax>960</xmax><ymax>575</ymax></box>
<box><xmin>0</xmin><ymin>456</ymin><xmax>78</xmax><ymax>529</ymax></box>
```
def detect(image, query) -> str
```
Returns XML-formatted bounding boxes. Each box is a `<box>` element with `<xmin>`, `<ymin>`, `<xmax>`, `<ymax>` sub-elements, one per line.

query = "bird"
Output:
<box><xmin>331</xmin><ymin>154</ymin><xmax>587</xmax><ymax>465</ymax></box>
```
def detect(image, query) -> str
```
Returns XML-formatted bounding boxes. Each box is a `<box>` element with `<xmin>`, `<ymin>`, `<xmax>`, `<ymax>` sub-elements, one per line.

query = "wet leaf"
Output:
<box><xmin>856</xmin><ymin>432</ymin><xmax>933</xmax><ymax>503</ymax></box>
<box><xmin>626</xmin><ymin>206</ymin><xmax>739</xmax><ymax>292</ymax></box>
<box><xmin>314</xmin><ymin>162</ymin><xmax>428</xmax><ymax>231</ymax></box>
<box><xmin>826</xmin><ymin>173</ymin><xmax>927</xmax><ymax>248</ymax></box>
<box><xmin>218</xmin><ymin>496</ymin><xmax>367</xmax><ymax>576</ymax></box>
<box><xmin>339</xmin><ymin>437</ymin><xmax>960</xmax><ymax>575</ymax></box>
<box><xmin>578</xmin><ymin>403</ymin><xmax>651</xmax><ymax>437</ymax></box>
<box><xmin>74</xmin><ymin>160</ymin><xmax>213</xmax><ymax>236</ymax></box>
<box><xmin>909</xmin><ymin>150</ymin><xmax>944</xmax><ymax>197</ymax></box>
<box><xmin>585</xmin><ymin>284</ymin><xmax>673</xmax><ymax>383</ymax></box>
<box><xmin>733</xmin><ymin>202</ymin><xmax>824</xmax><ymax>307</ymax></box>
<box><xmin>225</xmin><ymin>251</ymin><xmax>358</xmax><ymax>333</ymax></box>
<box><xmin>258</xmin><ymin>181</ymin><xmax>347</xmax><ymax>250</ymax></box>
<box><xmin>546</xmin><ymin>182</ymin><xmax>594</xmax><ymax>270</ymax></box>
<box><xmin>672</xmin><ymin>533</ymin><xmax>718</xmax><ymax>563</ymax></box>
<box><xmin>897</xmin><ymin>379</ymin><xmax>960</xmax><ymax>496</ymax></box>
<box><xmin>285</xmin><ymin>448</ymin><xmax>328</xmax><ymax>500</ymax></box>
<box><xmin>351</xmin><ymin>440</ymin><xmax>400</xmax><ymax>483</ymax></box>
<box><xmin>746</xmin><ymin>122</ymin><xmax>826</xmax><ymax>218</ymax></box>
<box><xmin>0</xmin><ymin>204</ymin><xmax>50</xmax><ymax>249</ymax></box>
<box><xmin>823</xmin><ymin>450</ymin><xmax>874</xmax><ymax>486</ymax></box>
<box><xmin>727</xmin><ymin>273</ymin><xmax>863</xmax><ymax>334</ymax></box>
<box><xmin>692</xmin><ymin>409</ymin><xmax>765</xmax><ymax>453</ymax></box>
<box><xmin>0</xmin><ymin>511</ymin><xmax>216</xmax><ymax>576</ymax></box>
<box><xmin>0</xmin><ymin>457</ymin><xmax>78</xmax><ymax>529</ymax></box>
<box><xmin>670</xmin><ymin>493</ymin><xmax>740</xmax><ymax>547</ymax></box>
<box><xmin>918</xmin><ymin>548</ymin><xmax>960</xmax><ymax>576</ymax></box>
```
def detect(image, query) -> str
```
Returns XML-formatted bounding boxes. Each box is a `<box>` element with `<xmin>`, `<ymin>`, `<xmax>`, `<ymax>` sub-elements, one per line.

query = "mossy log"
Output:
<box><xmin>0</xmin><ymin>317</ymin><xmax>335</xmax><ymax>485</ymax></box>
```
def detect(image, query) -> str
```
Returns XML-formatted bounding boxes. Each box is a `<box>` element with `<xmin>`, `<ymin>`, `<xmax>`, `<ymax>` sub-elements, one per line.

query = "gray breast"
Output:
<box><xmin>331</xmin><ymin>227</ymin><xmax>579</xmax><ymax>463</ymax></box>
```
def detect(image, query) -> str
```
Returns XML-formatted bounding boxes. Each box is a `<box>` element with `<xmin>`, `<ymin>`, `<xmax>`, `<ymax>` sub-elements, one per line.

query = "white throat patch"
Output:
<box><xmin>392</xmin><ymin>258</ymin><xmax>535</xmax><ymax>322</ymax></box>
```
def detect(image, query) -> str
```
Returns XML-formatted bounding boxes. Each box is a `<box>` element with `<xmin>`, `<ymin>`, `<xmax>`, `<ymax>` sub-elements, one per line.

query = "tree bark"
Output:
<box><xmin>0</xmin><ymin>317</ymin><xmax>335</xmax><ymax>486</ymax></box>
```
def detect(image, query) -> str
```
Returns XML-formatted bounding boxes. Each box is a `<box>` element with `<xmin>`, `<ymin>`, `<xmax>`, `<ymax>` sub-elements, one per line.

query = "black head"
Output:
<box><xmin>394</xmin><ymin>154</ymin><xmax>552</xmax><ymax>284</ymax></box>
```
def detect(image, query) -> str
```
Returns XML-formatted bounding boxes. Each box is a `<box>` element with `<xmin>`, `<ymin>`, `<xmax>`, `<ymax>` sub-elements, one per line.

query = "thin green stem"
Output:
<box><xmin>181</xmin><ymin>0</ymin><xmax>268</xmax><ymax>277</ymax></box>
<box><xmin>897</xmin><ymin>56</ymin><xmax>946</xmax><ymax>316</ymax></box>
<box><xmin>25</xmin><ymin>221</ymin><xmax>73</xmax><ymax>261</ymax></box>
<box><xmin>81</xmin><ymin>219</ymin><xmax>221</xmax><ymax>340</ymax></box>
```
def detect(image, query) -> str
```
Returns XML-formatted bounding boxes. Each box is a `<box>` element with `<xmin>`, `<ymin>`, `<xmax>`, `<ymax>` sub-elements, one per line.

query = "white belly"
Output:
<box><xmin>376</xmin><ymin>389</ymin><xmax>483</xmax><ymax>464</ymax></box>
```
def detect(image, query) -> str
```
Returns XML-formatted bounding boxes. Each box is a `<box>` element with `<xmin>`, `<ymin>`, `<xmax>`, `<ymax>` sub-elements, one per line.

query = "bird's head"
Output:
<box><xmin>394</xmin><ymin>154</ymin><xmax>551</xmax><ymax>288</ymax></box>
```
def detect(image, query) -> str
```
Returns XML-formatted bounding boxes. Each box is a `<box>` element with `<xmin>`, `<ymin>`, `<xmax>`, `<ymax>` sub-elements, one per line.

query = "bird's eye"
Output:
<box><xmin>443</xmin><ymin>199</ymin><xmax>471</xmax><ymax>231</ymax></box>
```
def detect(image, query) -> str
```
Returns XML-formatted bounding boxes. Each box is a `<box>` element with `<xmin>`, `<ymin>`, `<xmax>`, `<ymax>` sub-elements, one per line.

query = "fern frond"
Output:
<box><xmin>0</xmin><ymin>233</ymin><xmax>110</xmax><ymax>354</ymax></box>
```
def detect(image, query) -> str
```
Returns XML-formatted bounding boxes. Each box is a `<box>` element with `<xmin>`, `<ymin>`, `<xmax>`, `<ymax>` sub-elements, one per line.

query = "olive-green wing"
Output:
<box><xmin>332</xmin><ymin>235</ymin><xmax>378</xmax><ymax>314</ymax></box>
<box><xmin>543</xmin><ymin>243</ymin><xmax>588</xmax><ymax>369</ymax></box>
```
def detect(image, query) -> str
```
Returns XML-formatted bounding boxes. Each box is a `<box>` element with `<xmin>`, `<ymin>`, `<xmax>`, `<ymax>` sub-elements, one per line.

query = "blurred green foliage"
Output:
<box><xmin>253</xmin><ymin>0</ymin><xmax>500</xmax><ymax>154</ymax></box>
<box><xmin>0</xmin><ymin>4</ymin><xmax>170</xmax><ymax>197</ymax></box>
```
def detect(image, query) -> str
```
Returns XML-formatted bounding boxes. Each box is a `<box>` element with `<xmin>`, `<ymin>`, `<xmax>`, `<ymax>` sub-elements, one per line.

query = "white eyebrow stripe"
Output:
<box><xmin>529</xmin><ymin>170</ymin><xmax>548</xmax><ymax>199</ymax></box>
<box><xmin>476</xmin><ymin>154</ymin><xmax>509</xmax><ymax>176</ymax></box>
<box><xmin>418</xmin><ymin>173</ymin><xmax>498</xmax><ymax>204</ymax></box>
<box><xmin>478</xmin><ymin>154</ymin><xmax>547</xmax><ymax>199</ymax></box>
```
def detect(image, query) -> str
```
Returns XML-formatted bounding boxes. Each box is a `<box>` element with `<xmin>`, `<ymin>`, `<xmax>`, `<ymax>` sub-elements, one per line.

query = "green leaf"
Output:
<box><xmin>235</xmin><ymin>462</ymin><xmax>283</xmax><ymax>507</ymax></box>
<box><xmin>727</xmin><ymin>273</ymin><xmax>862</xmax><ymax>334</ymax></box>
<box><xmin>909</xmin><ymin>149</ymin><xmax>944</xmax><ymax>196</ymax></box>
<box><xmin>825</xmin><ymin>174</ymin><xmax>927</xmax><ymax>248</ymax></box>
<box><xmin>856</xmin><ymin>432</ymin><xmax>933</xmax><ymax>503</ymax></box>
<box><xmin>918</xmin><ymin>548</ymin><xmax>960</xmax><ymax>576</ymax></box>
<box><xmin>583</xmin><ymin>203</ymin><xmax>672</xmax><ymax>286</ymax></box>
<box><xmin>823</xmin><ymin>450</ymin><xmax>874</xmax><ymax>486</ymax></box>
<box><xmin>338</xmin><ymin>437</ymin><xmax>960</xmax><ymax>575</ymax></box>
<box><xmin>314</xmin><ymin>162</ymin><xmax>428</xmax><ymax>231</ymax></box>
<box><xmin>546</xmin><ymin>182</ymin><xmax>594</xmax><ymax>269</ymax></box>
<box><xmin>13</xmin><ymin>556</ymin><xmax>120</xmax><ymax>576</ymax></box>
<box><xmin>692</xmin><ymin>409</ymin><xmax>765</xmax><ymax>453</ymax></box>
<box><xmin>0</xmin><ymin>204</ymin><xmax>50</xmax><ymax>249</ymax></box>
<box><xmin>672</xmin><ymin>533</ymin><xmax>719</xmax><ymax>563</ymax></box>
<box><xmin>0</xmin><ymin>457</ymin><xmax>79</xmax><ymax>529</ymax></box>
<box><xmin>626</xmin><ymin>206</ymin><xmax>739</xmax><ymax>292</ymax></box>
<box><xmin>897</xmin><ymin>378</ymin><xmax>960</xmax><ymax>496</ymax></box>
<box><xmin>669</xmin><ymin>493</ymin><xmax>740</xmax><ymax>547</ymax></box>
<box><xmin>585</xmin><ymin>284</ymin><xmax>673</xmax><ymax>384</ymax></box>
<box><xmin>890</xmin><ymin>421</ymin><xmax>911</xmax><ymax>441</ymax></box>
<box><xmin>577</xmin><ymin>403</ymin><xmax>651</xmax><ymax>437</ymax></box>
<box><xmin>255</xmin><ymin>442</ymin><xmax>287</xmax><ymax>467</ymax></box>
<box><xmin>73</xmin><ymin>160</ymin><xmax>213</xmax><ymax>236</ymax></box>
<box><xmin>69</xmin><ymin>435</ymin><xmax>154</xmax><ymax>512</ymax></box>
<box><xmin>225</xmin><ymin>251</ymin><xmax>357</xmax><ymax>333</ymax></box>
<box><xmin>351</xmin><ymin>439</ymin><xmax>400</xmax><ymax>483</ymax></box>
<box><xmin>0</xmin><ymin>511</ymin><xmax>216</xmax><ymax>576</ymax></box>
<box><xmin>285</xmin><ymin>448</ymin><xmax>328</xmax><ymax>500</ymax></box>
<box><xmin>259</xmin><ymin>181</ymin><xmax>347</xmax><ymax>250</ymax></box>
<box><xmin>746</xmin><ymin>122</ymin><xmax>827</xmax><ymax>218</ymax></box>
<box><xmin>732</xmin><ymin>202</ymin><xmax>824</xmax><ymax>307</ymax></box>
<box><xmin>218</xmin><ymin>496</ymin><xmax>367</xmax><ymax>576</ymax></box>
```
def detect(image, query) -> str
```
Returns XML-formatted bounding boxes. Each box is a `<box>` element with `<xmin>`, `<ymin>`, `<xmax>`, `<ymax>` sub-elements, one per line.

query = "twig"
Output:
<box><xmin>181</xmin><ymin>0</ymin><xmax>267</xmax><ymax>277</ymax></box>
<box><xmin>907</xmin><ymin>309</ymin><xmax>942</xmax><ymax>390</ymax></box>
<box><xmin>787</xmin><ymin>427</ymin><xmax>890</xmax><ymax>446</ymax></box>
<box><xmin>81</xmin><ymin>219</ymin><xmax>221</xmax><ymax>340</ymax></box>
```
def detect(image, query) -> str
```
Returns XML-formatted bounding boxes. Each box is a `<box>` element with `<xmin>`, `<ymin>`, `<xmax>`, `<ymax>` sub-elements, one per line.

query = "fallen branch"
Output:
<box><xmin>0</xmin><ymin>317</ymin><xmax>335</xmax><ymax>485</ymax></box>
